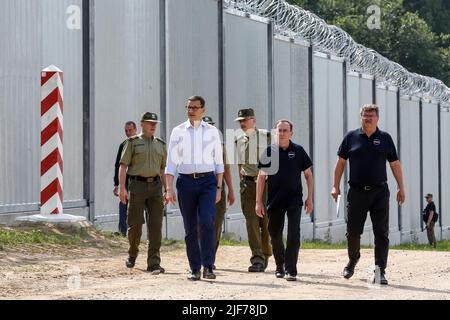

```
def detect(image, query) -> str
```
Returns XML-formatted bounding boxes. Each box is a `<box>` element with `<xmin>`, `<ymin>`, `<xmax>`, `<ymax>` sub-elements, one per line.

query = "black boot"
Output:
<box><xmin>343</xmin><ymin>254</ymin><xmax>360</xmax><ymax>279</ymax></box>
<box><xmin>126</xmin><ymin>256</ymin><xmax>136</xmax><ymax>268</ymax></box>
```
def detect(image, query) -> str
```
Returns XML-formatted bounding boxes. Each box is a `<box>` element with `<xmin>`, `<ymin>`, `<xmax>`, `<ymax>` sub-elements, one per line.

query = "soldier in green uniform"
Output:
<box><xmin>235</xmin><ymin>108</ymin><xmax>272</xmax><ymax>272</ymax></box>
<box><xmin>202</xmin><ymin>116</ymin><xmax>235</xmax><ymax>269</ymax></box>
<box><xmin>119</xmin><ymin>112</ymin><xmax>167</xmax><ymax>275</ymax></box>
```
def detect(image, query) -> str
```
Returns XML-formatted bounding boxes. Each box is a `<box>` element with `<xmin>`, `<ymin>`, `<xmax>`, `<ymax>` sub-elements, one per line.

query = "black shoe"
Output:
<box><xmin>373</xmin><ymin>271</ymin><xmax>389</xmax><ymax>285</ymax></box>
<box><xmin>126</xmin><ymin>256</ymin><xmax>136</xmax><ymax>268</ymax></box>
<box><xmin>275</xmin><ymin>268</ymin><xmax>285</xmax><ymax>278</ymax></box>
<box><xmin>203</xmin><ymin>267</ymin><xmax>216</xmax><ymax>280</ymax></box>
<box><xmin>147</xmin><ymin>265</ymin><xmax>165</xmax><ymax>275</ymax></box>
<box><xmin>285</xmin><ymin>273</ymin><xmax>297</xmax><ymax>281</ymax></box>
<box><xmin>187</xmin><ymin>270</ymin><xmax>201</xmax><ymax>281</ymax></box>
<box><xmin>248</xmin><ymin>262</ymin><xmax>265</xmax><ymax>272</ymax></box>
<box><xmin>343</xmin><ymin>256</ymin><xmax>360</xmax><ymax>279</ymax></box>
<box><xmin>212</xmin><ymin>265</ymin><xmax>216</xmax><ymax>270</ymax></box>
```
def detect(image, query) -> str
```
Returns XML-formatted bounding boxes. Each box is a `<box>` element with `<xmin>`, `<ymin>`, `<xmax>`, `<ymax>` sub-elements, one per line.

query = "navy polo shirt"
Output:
<box><xmin>337</xmin><ymin>127</ymin><xmax>398</xmax><ymax>186</ymax></box>
<box><xmin>258</xmin><ymin>141</ymin><xmax>312</xmax><ymax>211</ymax></box>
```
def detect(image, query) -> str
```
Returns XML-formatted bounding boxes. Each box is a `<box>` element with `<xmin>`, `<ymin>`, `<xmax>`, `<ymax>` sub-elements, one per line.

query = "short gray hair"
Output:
<box><xmin>360</xmin><ymin>104</ymin><xmax>379</xmax><ymax>117</ymax></box>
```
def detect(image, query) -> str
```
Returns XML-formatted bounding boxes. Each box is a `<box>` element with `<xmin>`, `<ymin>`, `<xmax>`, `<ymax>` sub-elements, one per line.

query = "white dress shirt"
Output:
<box><xmin>165</xmin><ymin>120</ymin><xmax>224</xmax><ymax>176</ymax></box>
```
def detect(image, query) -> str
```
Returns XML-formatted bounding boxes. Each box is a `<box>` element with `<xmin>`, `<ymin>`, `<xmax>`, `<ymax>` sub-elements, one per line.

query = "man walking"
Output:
<box><xmin>165</xmin><ymin>96</ymin><xmax>224</xmax><ymax>281</ymax></box>
<box><xmin>256</xmin><ymin>120</ymin><xmax>313</xmax><ymax>281</ymax></box>
<box><xmin>331</xmin><ymin>104</ymin><xmax>405</xmax><ymax>285</ymax></box>
<box><xmin>235</xmin><ymin>108</ymin><xmax>272</xmax><ymax>272</ymax></box>
<box><xmin>113</xmin><ymin>121</ymin><xmax>137</xmax><ymax>236</ymax></box>
<box><xmin>119</xmin><ymin>112</ymin><xmax>167</xmax><ymax>274</ymax></box>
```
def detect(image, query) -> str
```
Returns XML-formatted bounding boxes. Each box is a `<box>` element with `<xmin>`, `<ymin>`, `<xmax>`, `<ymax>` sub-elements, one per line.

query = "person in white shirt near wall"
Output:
<box><xmin>165</xmin><ymin>96</ymin><xmax>224</xmax><ymax>281</ymax></box>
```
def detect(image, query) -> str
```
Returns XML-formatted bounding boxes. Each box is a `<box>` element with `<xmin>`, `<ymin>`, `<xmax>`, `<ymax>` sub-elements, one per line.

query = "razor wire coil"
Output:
<box><xmin>224</xmin><ymin>0</ymin><xmax>450</xmax><ymax>103</ymax></box>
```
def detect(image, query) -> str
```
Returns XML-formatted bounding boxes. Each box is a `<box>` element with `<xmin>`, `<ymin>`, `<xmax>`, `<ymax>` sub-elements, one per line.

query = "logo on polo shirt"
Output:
<box><xmin>288</xmin><ymin>151</ymin><xmax>295</xmax><ymax>159</ymax></box>
<box><xmin>373</xmin><ymin>139</ymin><xmax>381</xmax><ymax>146</ymax></box>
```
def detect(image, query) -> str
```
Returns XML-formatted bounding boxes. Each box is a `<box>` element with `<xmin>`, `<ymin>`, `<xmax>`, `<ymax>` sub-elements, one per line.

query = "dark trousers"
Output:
<box><xmin>118</xmin><ymin>201</ymin><xmax>128</xmax><ymax>236</ymax></box>
<box><xmin>268</xmin><ymin>205</ymin><xmax>302</xmax><ymax>276</ymax></box>
<box><xmin>177</xmin><ymin>173</ymin><xmax>217</xmax><ymax>271</ymax></box>
<box><xmin>426</xmin><ymin>221</ymin><xmax>437</xmax><ymax>246</ymax></box>
<box><xmin>346</xmin><ymin>185</ymin><xmax>390</xmax><ymax>271</ymax></box>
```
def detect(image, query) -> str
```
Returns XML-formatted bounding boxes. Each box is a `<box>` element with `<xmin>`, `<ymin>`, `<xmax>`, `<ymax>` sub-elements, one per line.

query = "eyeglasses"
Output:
<box><xmin>185</xmin><ymin>106</ymin><xmax>203</xmax><ymax>111</ymax></box>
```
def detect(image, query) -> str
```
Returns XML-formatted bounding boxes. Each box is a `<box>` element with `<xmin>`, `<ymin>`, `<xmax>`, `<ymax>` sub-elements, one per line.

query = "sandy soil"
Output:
<box><xmin>1</xmin><ymin>243</ymin><xmax>450</xmax><ymax>300</ymax></box>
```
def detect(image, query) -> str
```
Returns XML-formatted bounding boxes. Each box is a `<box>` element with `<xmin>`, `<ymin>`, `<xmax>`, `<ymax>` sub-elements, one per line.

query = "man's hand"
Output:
<box><xmin>216</xmin><ymin>189</ymin><xmax>222</xmax><ymax>204</ymax></box>
<box><xmin>165</xmin><ymin>189</ymin><xmax>177</xmax><ymax>205</ymax></box>
<box><xmin>331</xmin><ymin>186</ymin><xmax>340</xmax><ymax>202</ymax></box>
<box><xmin>255</xmin><ymin>201</ymin><xmax>265</xmax><ymax>218</ymax></box>
<box><xmin>119</xmin><ymin>187</ymin><xmax>128</xmax><ymax>204</ymax></box>
<box><xmin>113</xmin><ymin>186</ymin><xmax>119</xmax><ymax>197</ymax></box>
<box><xmin>397</xmin><ymin>189</ymin><xmax>405</xmax><ymax>205</ymax></box>
<box><xmin>304</xmin><ymin>197</ymin><xmax>313</xmax><ymax>215</ymax></box>
<box><xmin>228</xmin><ymin>190</ymin><xmax>235</xmax><ymax>206</ymax></box>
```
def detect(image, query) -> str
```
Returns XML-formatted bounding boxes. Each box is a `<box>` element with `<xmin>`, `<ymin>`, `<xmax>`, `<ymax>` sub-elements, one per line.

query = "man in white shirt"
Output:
<box><xmin>165</xmin><ymin>96</ymin><xmax>224</xmax><ymax>281</ymax></box>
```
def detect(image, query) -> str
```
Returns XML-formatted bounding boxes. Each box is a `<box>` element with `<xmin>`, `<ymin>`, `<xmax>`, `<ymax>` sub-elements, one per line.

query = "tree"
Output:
<box><xmin>288</xmin><ymin>0</ymin><xmax>450</xmax><ymax>86</ymax></box>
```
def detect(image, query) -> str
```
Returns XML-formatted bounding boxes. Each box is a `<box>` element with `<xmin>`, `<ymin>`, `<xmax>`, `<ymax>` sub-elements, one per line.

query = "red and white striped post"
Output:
<box><xmin>40</xmin><ymin>65</ymin><xmax>64</xmax><ymax>215</ymax></box>
<box><xmin>17</xmin><ymin>65</ymin><xmax>85</xmax><ymax>223</ymax></box>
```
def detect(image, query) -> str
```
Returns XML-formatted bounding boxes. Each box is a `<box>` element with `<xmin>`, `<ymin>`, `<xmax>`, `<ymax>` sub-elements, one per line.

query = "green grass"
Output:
<box><xmin>0</xmin><ymin>228</ymin><xmax>84</xmax><ymax>246</ymax></box>
<box><xmin>391</xmin><ymin>240</ymin><xmax>450</xmax><ymax>251</ymax></box>
<box><xmin>219</xmin><ymin>238</ymin><xmax>450</xmax><ymax>251</ymax></box>
<box><xmin>3</xmin><ymin>226</ymin><xmax>449</xmax><ymax>252</ymax></box>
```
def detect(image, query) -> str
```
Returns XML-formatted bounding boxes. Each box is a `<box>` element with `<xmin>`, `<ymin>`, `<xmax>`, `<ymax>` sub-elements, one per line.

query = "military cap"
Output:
<box><xmin>202</xmin><ymin>116</ymin><xmax>215</xmax><ymax>125</ymax></box>
<box><xmin>425</xmin><ymin>193</ymin><xmax>433</xmax><ymax>198</ymax></box>
<box><xmin>234</xmin><ymin>108</ymin><xmax>255</xmax><ymax>121</ymax></box>
<box><xmin>141</xmin><ymin>112</ymin><xmax>161</xmax><ymax>123</ymax></box>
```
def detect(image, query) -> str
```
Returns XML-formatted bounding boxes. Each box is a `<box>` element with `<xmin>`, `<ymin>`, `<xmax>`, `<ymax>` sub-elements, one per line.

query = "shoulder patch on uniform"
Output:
<box><xmin>155</xmin><ymin>137</ymin><xmax>166</xmax><ymax>144</ymax></box>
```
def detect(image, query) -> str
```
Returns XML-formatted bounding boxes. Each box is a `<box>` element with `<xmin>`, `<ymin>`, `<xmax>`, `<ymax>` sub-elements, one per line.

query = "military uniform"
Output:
<box><xmin>120</xmin><ymin>112</ymin><xmax>167</xmax><ymax>271</ymax></box>
<box><xmin>202</xmin><ymin>116</ymin><xmax>229</xmax><ymax>264</ymax></box>
<box><xmin>235</xmin><ymin>108</ymin><xmax>272</xmax><ymax>271</ymax></box>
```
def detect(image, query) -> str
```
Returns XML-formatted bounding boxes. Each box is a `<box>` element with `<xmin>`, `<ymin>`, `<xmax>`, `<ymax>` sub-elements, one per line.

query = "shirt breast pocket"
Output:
<box><xmin>133</xmin><ymin>146</ymin><xmax>146</xmax><ymax>161</ymax></box>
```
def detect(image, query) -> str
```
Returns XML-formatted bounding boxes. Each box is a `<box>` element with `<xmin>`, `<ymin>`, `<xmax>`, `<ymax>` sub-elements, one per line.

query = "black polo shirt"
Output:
<box><xmin>337</xmin><ymin>127</ymin><xmax>398</xmax><ymax>186</ymax></box>
<box><xmin>258</xmin><ymin>141</ymin><xmax>312</xmax><ymax>211</ymax></box>
<box><xmin>424</xmin><ymin>202</ymin><xmax>436</xmax><ymax>221</ymax></box>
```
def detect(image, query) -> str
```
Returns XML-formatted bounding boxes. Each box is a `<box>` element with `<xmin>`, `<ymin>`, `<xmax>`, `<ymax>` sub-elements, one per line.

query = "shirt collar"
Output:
<box><xmin>139</xmin><ymin>132</ymin><xmax>154</xmax><ymax>141</ymax></box>
<box><xmin>358</xmin><ymin>127</ymin><xmax>380</xmax><ymax>137</ymax></box>
<box><xmin>184</xmin><ymin>119</ymin><xmax>207</xmax><ymax>129</ymax></box>
<box><xmin>278</xmin><ymin>140</ymin><xmax>293</xmax><ymax>151</ymax></box>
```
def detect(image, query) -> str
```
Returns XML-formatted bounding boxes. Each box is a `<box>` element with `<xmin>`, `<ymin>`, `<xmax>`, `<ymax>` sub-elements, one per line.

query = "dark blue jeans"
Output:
<box><xmin>119</xmin><ymin>201</ymin><xmax>128</xmax><ymax>236</ymax></box>
<box><xmin>177</xmin><ymin>173</ymin><xmax>217</xmax><ymax>272</ymax></box>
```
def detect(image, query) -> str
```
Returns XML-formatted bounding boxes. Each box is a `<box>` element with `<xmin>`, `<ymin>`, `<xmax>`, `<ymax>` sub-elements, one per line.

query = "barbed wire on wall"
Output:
<box><xmin>224</xmin><ymin>0</ymin><xmax>450</xmax><ymax>103</ymax></box>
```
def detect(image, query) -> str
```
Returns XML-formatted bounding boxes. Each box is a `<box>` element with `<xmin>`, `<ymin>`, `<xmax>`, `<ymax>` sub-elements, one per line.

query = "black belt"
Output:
<box><xmin>130</xmin><ymin>175</ymin><xmax>160</xmax><ymax>182</ymax></box>
<box><xmin>349</xmin><ymin>182</ymin><xmax>386</xmax><ymax>191</ymax></box>
<box><xmin>243</xmin><ymin>176</ymin><xmax>257</xmax><ymax>182</ymax></box>
<box><xmin>180</xmin><ymin>171</ymin><xmax>214</xmax><ymax>179</ymax></box>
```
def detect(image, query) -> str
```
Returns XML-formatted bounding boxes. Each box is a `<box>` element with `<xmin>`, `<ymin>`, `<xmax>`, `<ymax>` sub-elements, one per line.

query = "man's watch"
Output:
<box><xmin>217</xmin><ymin>186</ymin><xmax>222</xmax><ymax>189</ymax></box>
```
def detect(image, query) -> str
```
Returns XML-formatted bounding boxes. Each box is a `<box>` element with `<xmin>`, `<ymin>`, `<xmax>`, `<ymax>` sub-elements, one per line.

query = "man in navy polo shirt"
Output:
<box><xmin>331</xmin><ymin>104</ymin><xmax>406</xmax><ymax>285</ymax></box>
<box><xmin>256</xmin><ymin>119</ymin><xmax>314</xmax><ymax>281</ymax></box>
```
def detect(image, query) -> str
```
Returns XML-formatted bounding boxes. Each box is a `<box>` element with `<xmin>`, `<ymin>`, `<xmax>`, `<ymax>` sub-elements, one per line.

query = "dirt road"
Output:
<box><xmin>1</xmin><ymin>244</ymin><xmax>450</xmax><ymax>300</ymax></box>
